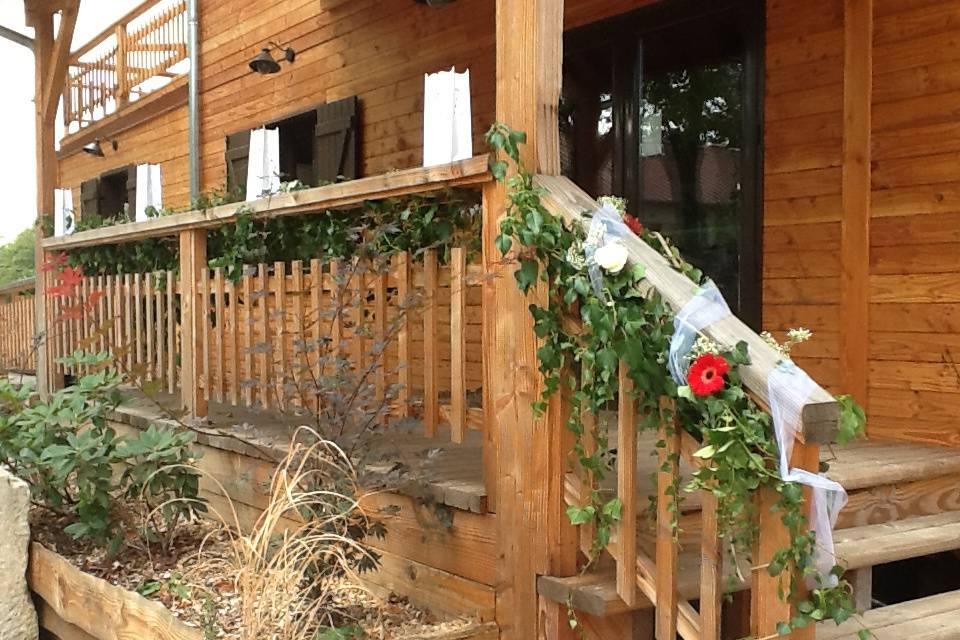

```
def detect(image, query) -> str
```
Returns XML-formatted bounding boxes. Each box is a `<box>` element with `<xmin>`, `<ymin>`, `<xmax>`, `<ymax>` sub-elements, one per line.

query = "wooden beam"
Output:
<box><xmin>43</xmin><ymin>156</ymin><xmax>491</xmax><ymax>251</ymax></box>
<box><xmin>0</xmin><ymin>25</ymin><xmax>33</xmax><ymax>49</ymax></box>
<box><xmin>41</xmin><ymin>0</ymin><xmax>79</xmax><ymax>123</ymax></box>
<box><xmin>486</xmin><ymin>1</ymin><xmax>569</xmax><ymax>639</ymax></box>
<box><xmin>840</xmin><ymin>0</ymin><xmax>872</xmax><ymax>409</ymax></box>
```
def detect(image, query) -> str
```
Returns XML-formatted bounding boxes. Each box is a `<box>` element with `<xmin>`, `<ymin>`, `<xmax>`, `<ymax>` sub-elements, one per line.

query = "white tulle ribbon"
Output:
<box><xmin>667</xmin><ymin>281</ymin><xmax>731</xmax><ymax>385</ymax></box>
<box><xmin>769</xmin><ymin>362</ymin><xmax>848</xmax><ymax>587</ymax></box>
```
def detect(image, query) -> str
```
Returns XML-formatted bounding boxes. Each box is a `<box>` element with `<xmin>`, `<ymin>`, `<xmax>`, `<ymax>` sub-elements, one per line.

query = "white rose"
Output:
<box><xmin>594</xmin><ymin>241</ymin><xmax>628</xmax><ymax>274</ymax></box>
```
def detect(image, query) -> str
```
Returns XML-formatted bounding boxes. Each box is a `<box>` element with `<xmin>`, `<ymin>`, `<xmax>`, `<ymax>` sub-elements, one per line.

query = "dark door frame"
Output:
<box><xmin>564</xmin><ymin>0</ymin><xmax>766</xmax><ymax>329</ymax></box>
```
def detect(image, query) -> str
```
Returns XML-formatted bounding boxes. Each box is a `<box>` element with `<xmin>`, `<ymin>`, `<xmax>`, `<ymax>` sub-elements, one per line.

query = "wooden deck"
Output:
<box><xmin>109</xmin><ymin>388</ymin><xmax>960</xmax><ymax>525</ymax></box>
<box><xmin>110</xmin><ymin>390</ymin><xmax>488</xmax><ymax>513</ymax></box>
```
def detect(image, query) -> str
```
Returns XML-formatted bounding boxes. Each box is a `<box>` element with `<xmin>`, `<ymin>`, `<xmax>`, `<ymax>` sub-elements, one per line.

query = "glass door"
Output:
<box><xmin>562</xmin><ymin>0</ymin><xmax>763</xmax><ymax>326</ymax></box>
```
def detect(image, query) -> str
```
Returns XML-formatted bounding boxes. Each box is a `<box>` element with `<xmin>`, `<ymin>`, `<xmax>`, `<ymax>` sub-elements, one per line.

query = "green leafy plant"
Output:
<box><xmin>0</xmin><ymin>350</ymin><xmax>206</xmax><ymax>553</ymax></box>
<box><xmin>485</xmin><ymin>121</ymin><xmax>869</xmax><ymax>634</ymax></box>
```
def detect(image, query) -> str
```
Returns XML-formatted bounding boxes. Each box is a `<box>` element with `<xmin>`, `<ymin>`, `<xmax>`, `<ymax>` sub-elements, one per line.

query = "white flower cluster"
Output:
<box><xmin>566</xmin><ymin>243</ymin><xmax>587</xmax><ymax>270</ymax></box>
<box><xmin>598</xmin><ymin>195</ymin><xmax>628</xmax><ymax>215</ymax></box>
<box><xmin>761</xmin><ymin>327</ymin><xmax>813</xmax><ymax>359</ymax></box>
<box><xmin>686</xmin><ymin>334</ymin><xmax>721</xmax><ymax>365</ymax></box>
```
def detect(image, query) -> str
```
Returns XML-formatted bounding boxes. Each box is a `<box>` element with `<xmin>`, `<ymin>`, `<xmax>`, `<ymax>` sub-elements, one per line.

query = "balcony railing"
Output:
<box><xmin>63</xmin><ymin>0</ymin><xmax>188</xmax><ymax>133</ymax></box>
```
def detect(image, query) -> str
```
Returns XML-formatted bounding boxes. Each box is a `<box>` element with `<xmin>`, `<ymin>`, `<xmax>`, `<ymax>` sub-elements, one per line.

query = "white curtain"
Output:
<box><xmin>246</xmin><ymin>127</ymin><xmax>281</xmax><ymax>201</ymax></box>
<box><xmin>54</xmin><ymin>188</ymin><xmax>74</xmax><ymax>237</ymax></box>
<box><xmin>423</xmin><ymin>67</ymin><xmax>473</xmax><ymax>167</ymax></box>
<box><xmin>135</xmin><ymin>163</ymin><xmax>163</xmax><ymax>221</ymax></box>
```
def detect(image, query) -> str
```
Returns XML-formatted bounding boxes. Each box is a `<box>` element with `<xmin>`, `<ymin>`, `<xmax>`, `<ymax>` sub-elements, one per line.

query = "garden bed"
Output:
<box><xmin>27</xmin><ymin>520</ymin><xmax>498</xmax><ymax>640</ymax></box>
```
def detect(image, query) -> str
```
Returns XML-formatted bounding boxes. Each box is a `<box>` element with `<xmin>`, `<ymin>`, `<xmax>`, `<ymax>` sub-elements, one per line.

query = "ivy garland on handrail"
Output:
<box><xmin>64</xmin><ymin>188</ymin><xmax>482</xmax><ymax>279</ymax></box>
<box><xmin>485</xmin><ymin>123</ymin><xmax>870</xmax><ymax>637</ymax></box>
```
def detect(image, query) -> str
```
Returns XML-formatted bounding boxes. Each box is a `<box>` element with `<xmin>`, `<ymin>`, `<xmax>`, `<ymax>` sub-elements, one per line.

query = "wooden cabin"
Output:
<box><xmin>13</xmin><ymin>0</ymin><xmax>960</xmax><ymax>638</ymax></box>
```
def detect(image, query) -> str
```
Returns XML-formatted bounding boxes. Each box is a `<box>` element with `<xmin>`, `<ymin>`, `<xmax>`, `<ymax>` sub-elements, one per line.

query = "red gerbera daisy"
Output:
<box><xmin>687</xmin><ymin>353</ymin><xmax>730</xmax><ymax>396</ymax></box>
<box><xmin>623</xmin><ymin>212</ymin><xmax>644</xmax><ymax>235</ymax></box>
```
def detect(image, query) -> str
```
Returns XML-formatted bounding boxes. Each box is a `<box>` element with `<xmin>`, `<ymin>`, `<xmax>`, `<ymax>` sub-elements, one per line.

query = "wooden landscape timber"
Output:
<box><xmin>28</xmin><ymin>542</ymin><xmax>202</xmax><ymax>640</ymax></box>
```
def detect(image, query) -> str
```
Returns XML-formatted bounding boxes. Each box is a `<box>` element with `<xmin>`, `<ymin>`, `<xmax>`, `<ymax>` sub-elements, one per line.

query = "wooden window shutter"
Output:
<box><xmin>126</xmin><ymin>165</ymin><xmax>137</xmax><ymax>219</ymax></box>
<box><xmin>81</xmin><ymin>179</ymin><xmax>99</xmax><ymax>217</ymax></box>
<box><xmin>225</xmin><ymin>131</ymin><xmax>251</xmax><ymax>196</ymax></box>
<box><xmin>314</xmin><ymin>96</ymin><xmax>359</xmax><ymax>184</ymax></box>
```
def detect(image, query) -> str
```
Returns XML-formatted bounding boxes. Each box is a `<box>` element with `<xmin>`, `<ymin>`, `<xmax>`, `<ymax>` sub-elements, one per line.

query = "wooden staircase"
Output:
<box><xmin>539</xmin><ymin>437</ymin><xmax>960</xmax><ymax>639</ymax></box>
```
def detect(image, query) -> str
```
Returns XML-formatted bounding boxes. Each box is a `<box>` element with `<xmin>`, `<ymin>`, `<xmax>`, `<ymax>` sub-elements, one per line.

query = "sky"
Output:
<box><xmin>0</xmin><ymin>1</ymin><xmax>142</xmax><ymax>244</ymax></box>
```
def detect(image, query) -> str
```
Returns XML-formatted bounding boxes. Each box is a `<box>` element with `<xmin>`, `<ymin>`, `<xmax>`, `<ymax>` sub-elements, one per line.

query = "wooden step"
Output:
<box><xmin>819</xmin><ymin>590</ymin><xmax>960</xmax><ymax>640</ymax></box>
<box><xmin>835</xmin><ymin>511</ymin><xmax>960</xmax><ymax>570</ymax></box>
<box><xmin>540</xmin><ymin>511</ymin><xmax>960</xmax><ymax>617</ymax></box>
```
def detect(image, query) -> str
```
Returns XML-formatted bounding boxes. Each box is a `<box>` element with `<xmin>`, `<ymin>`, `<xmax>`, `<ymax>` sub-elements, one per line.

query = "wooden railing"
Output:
<box><xmin>0</xmin><ymin>281</ymin><xmax>37</xmax><ymax>375</ymax></box>
<box><xmin>36</xmin><ymin>158</ymin><xmax>491</xmax><ymax>445</ymax></box>
<box><xmin>63</xmin><ymin>0</ymin><xmax>187</xmax><ymax>131</ymax></box>
<box><xmin>536</xmin><ymin>175</ymin><xmax>840</xmax><ymax>640</ymax></box>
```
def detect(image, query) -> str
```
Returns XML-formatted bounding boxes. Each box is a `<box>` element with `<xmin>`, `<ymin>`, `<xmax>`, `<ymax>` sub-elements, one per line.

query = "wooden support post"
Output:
<box><xmin>840</xmin><ymin>0</ymin><xmax>872</xmax><ymax>409</ymax></box>
<box><xmin>655</xmin><ymin>405</ymin><xmax>680</xmax><ymax>640</ymax></box>
<box><xmin>115</xmin><ymin>23</ymin><xmax>129</xmax><ymax>108</ymax></box>
<box><xmin>179</xmin><ymin>229</ymin><xmax>207</xmax><ymax>418</ymax></box>
<box><xmin>486</xmin><ymin>0</ymin><xmax>568</xmax><ymax>637</ymax></box>
<box><xmin>751</xmin><ymin>442</ymin><xmax>820</xmax><ymax>640</ymax></box>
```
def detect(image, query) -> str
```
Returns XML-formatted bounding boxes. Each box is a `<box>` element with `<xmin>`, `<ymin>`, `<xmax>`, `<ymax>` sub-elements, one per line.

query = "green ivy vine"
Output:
<box><xmin>65</xmin><ymin>188</ymin><xmax>481</xmax><ymax>280</ymax></box>
<box><xmin>485</xmin><ymin>122</ymin><xmax>870</xmax><ymax>637</ymax></box>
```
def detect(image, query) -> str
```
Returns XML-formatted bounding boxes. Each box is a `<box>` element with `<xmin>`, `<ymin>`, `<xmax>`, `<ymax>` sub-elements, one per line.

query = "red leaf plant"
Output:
<box><xmin>687</xmin><ymin>353</ymin><xmax>730</xmax><ymax>397</ymax></box>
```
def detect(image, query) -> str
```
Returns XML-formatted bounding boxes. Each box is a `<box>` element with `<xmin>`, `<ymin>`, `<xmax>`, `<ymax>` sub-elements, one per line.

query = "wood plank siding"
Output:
<box><xmin>54</xmin><ymin>0</ymin><xmax>960</xmax><ymax>447</ymax></box>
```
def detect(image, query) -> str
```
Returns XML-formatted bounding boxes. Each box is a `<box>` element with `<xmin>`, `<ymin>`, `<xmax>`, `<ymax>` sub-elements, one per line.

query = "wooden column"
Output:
<box><xmin>840</xmin><ymin>0</ymin><xmax>873</xmax><ymax>408</ymax></box>
<box><xmin>179</xmin><ymin>229</ymin><xmax>207</xmax><ymax>417</ymax></box>
<box><xmin>27</xmin><ymin>2</ymin><xmax>77</xmax><ymax>397</ymax></box>
<box><xmin>485</xmin><ymin>1</ymin><xmax>573</xmax><ymax>639</ymax></box>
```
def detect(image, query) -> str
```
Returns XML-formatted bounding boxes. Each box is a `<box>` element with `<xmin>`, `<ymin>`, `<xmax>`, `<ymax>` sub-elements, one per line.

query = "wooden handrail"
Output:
<box><xmin>68</xmin><ymin>0</ymin><xmax>159</xmax><ymax>61</ymax></box>
<box><xmin>534</xmin><ymin>174</ymin><xmax>839</xmax><ymax>444</ymax></box>
<box><xmin>43</xmin><ymin>156</ymin><xmax>492</xmax><ymax>251</ymax></box>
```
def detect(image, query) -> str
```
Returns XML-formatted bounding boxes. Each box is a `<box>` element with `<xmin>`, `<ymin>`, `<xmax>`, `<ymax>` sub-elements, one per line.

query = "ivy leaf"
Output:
<box><xmin>515</xmin><ymin>259</ymin><xmax>539</xmax><ymax>292</ymax></box>
<box><xmin>857</xmin><ymin>630</ymin><xmax>872</xmax><ymax>640</ymax></box>
<box><xmin>489</xmin><ymin>159</ymin><xmax>508</xmax><ymax>182</ymax></box>
<box><xmin>677</xmin><ymin>385</ymin><xmax>694</xmax><ymax>401</ymax></box>
<box><xmin>693</xmin><ymin>445</ymin><xmax>716</xmax><ymax>459</ymax></box>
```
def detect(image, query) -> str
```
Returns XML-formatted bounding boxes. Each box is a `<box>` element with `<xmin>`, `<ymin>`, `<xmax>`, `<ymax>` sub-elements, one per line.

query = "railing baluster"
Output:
<box><xmin>201</xmin><ymin>267</ymin><xmax>210</xmax><ymax>405</ymax></box>
<box><xmin>423</xmin><ymin>248</ymin><xmax>439</xmax><ymax>438</ymax></box>
<box><xmin>274</xmin><ymin>261</ymin><xmax>286</xmax><ymax>410</ymax></box>
<box><xmin>617</xmin><ymin>361</ymin><xmax>638</xmax><ymax>607</ymax></box>
<box><xmin>701</xmin><ymin>486</ymin><xmax>723</xmax><ymax>640</ymax></box>
<box><xmin>214</xmin><ymin>266</ymin><xmax>225</xmax><ymax>403</ymax></box>
<box><xmin>156</xmin><ymin>274</ymin><xmax>166</xmax><ymax>388</ymax></box>
<box><xmin>373</xmin><ymin>265</ymin><xmax>387</xmax><ymax>423</ymax></box>
<box><xmin>257</xmin><ymin>263</ymin><xmax>270</xmax><ymax>408</ymax></box>
<box><xmin>145</xmin><ymin>272</ymin><xmax>155</xmax><ymax>381</ymax></box>
<box><xmin>242</xmin><ymin>269</ymin><xmax>254</xmax><ymax>407</ymax></box>
<box><xmin>309</xmin><ymin>258</ymin><xmax>322</xmax><ymax>389</ymax></box>
<box><xmin>655</xmin><ymin>397</ymin><xmax>680</xmax><ymax>640</ymax></box>
<box><xmin>124</xmin><ymin>273</ymin><xmax>133</xmax><ymax>373</ymax></box>
<box><xmin>450</xmin><ymin>247</ymin><xmax>466</xmax><ymax>443</ymax></box>
<box><xmin>396</xmin><ymin>251</ymin><xmax>412</xmax><ymax>417</ymax></box>
<box><xmin>166</xmin><ymin>271</ymin><xmax>175</xmax><ymax>395</ymax></box>
<box><xmin>228</xmin><ymin>277</ymin><xmax>239</xmax><ymax>406</ymax></box>
<box><xmin>291</xmin><ymin>260</ymin><xmax>304</xmax><ymax>407</ymax></box>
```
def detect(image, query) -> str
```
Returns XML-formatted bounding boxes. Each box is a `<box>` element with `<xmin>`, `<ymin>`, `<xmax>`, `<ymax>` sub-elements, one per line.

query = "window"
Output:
<box><xmin>225</xmin><ymin>96</ymin><xmax>360</xmax><ymax>195</ymax></box>
<box><xmin>80</xmin><ymin>165</ymin><xmax>137</xmax><ymax>221</ymax></box>
<box><xmin>562</xmin><ymin>0</ymin><xmax>763</xmax><ymax>326</ymax></box>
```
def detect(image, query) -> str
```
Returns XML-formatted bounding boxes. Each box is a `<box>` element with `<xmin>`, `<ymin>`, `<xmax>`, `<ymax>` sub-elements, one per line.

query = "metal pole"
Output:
<box><xmin>0</xmin><ymin>25</ymin><xmax>34</xmax><ymax>50</ymax></box>
<box><xmin>187</xmin><ymin>0</ymin><xmax>200</xmax><ymax>202</ymax></box>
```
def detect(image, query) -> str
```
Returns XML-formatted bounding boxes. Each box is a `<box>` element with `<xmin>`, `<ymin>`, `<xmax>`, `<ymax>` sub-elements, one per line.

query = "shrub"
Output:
<box><xmin>0</xmin><ymin>350</ymin><xmax>206</xmax><ymax>553</ymax></box>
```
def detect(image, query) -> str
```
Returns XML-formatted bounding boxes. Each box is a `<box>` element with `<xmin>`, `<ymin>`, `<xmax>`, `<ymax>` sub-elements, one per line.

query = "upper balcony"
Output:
<box><xmin>62</xmin><ymin>0</ymin><xmax>188</xmax><ymax>136</ymax></box>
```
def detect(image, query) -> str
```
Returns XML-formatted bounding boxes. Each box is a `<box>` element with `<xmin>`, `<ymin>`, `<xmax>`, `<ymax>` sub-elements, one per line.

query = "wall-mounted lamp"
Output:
<box><xmin>249</xmin><ymin>42</ymin><xmax>296</xmax><ymax>74</ymax></box>
<box><xmin>82</xmin><ymin>139</ymin><xmax>119</xmax><ymax>157</ymax></box>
